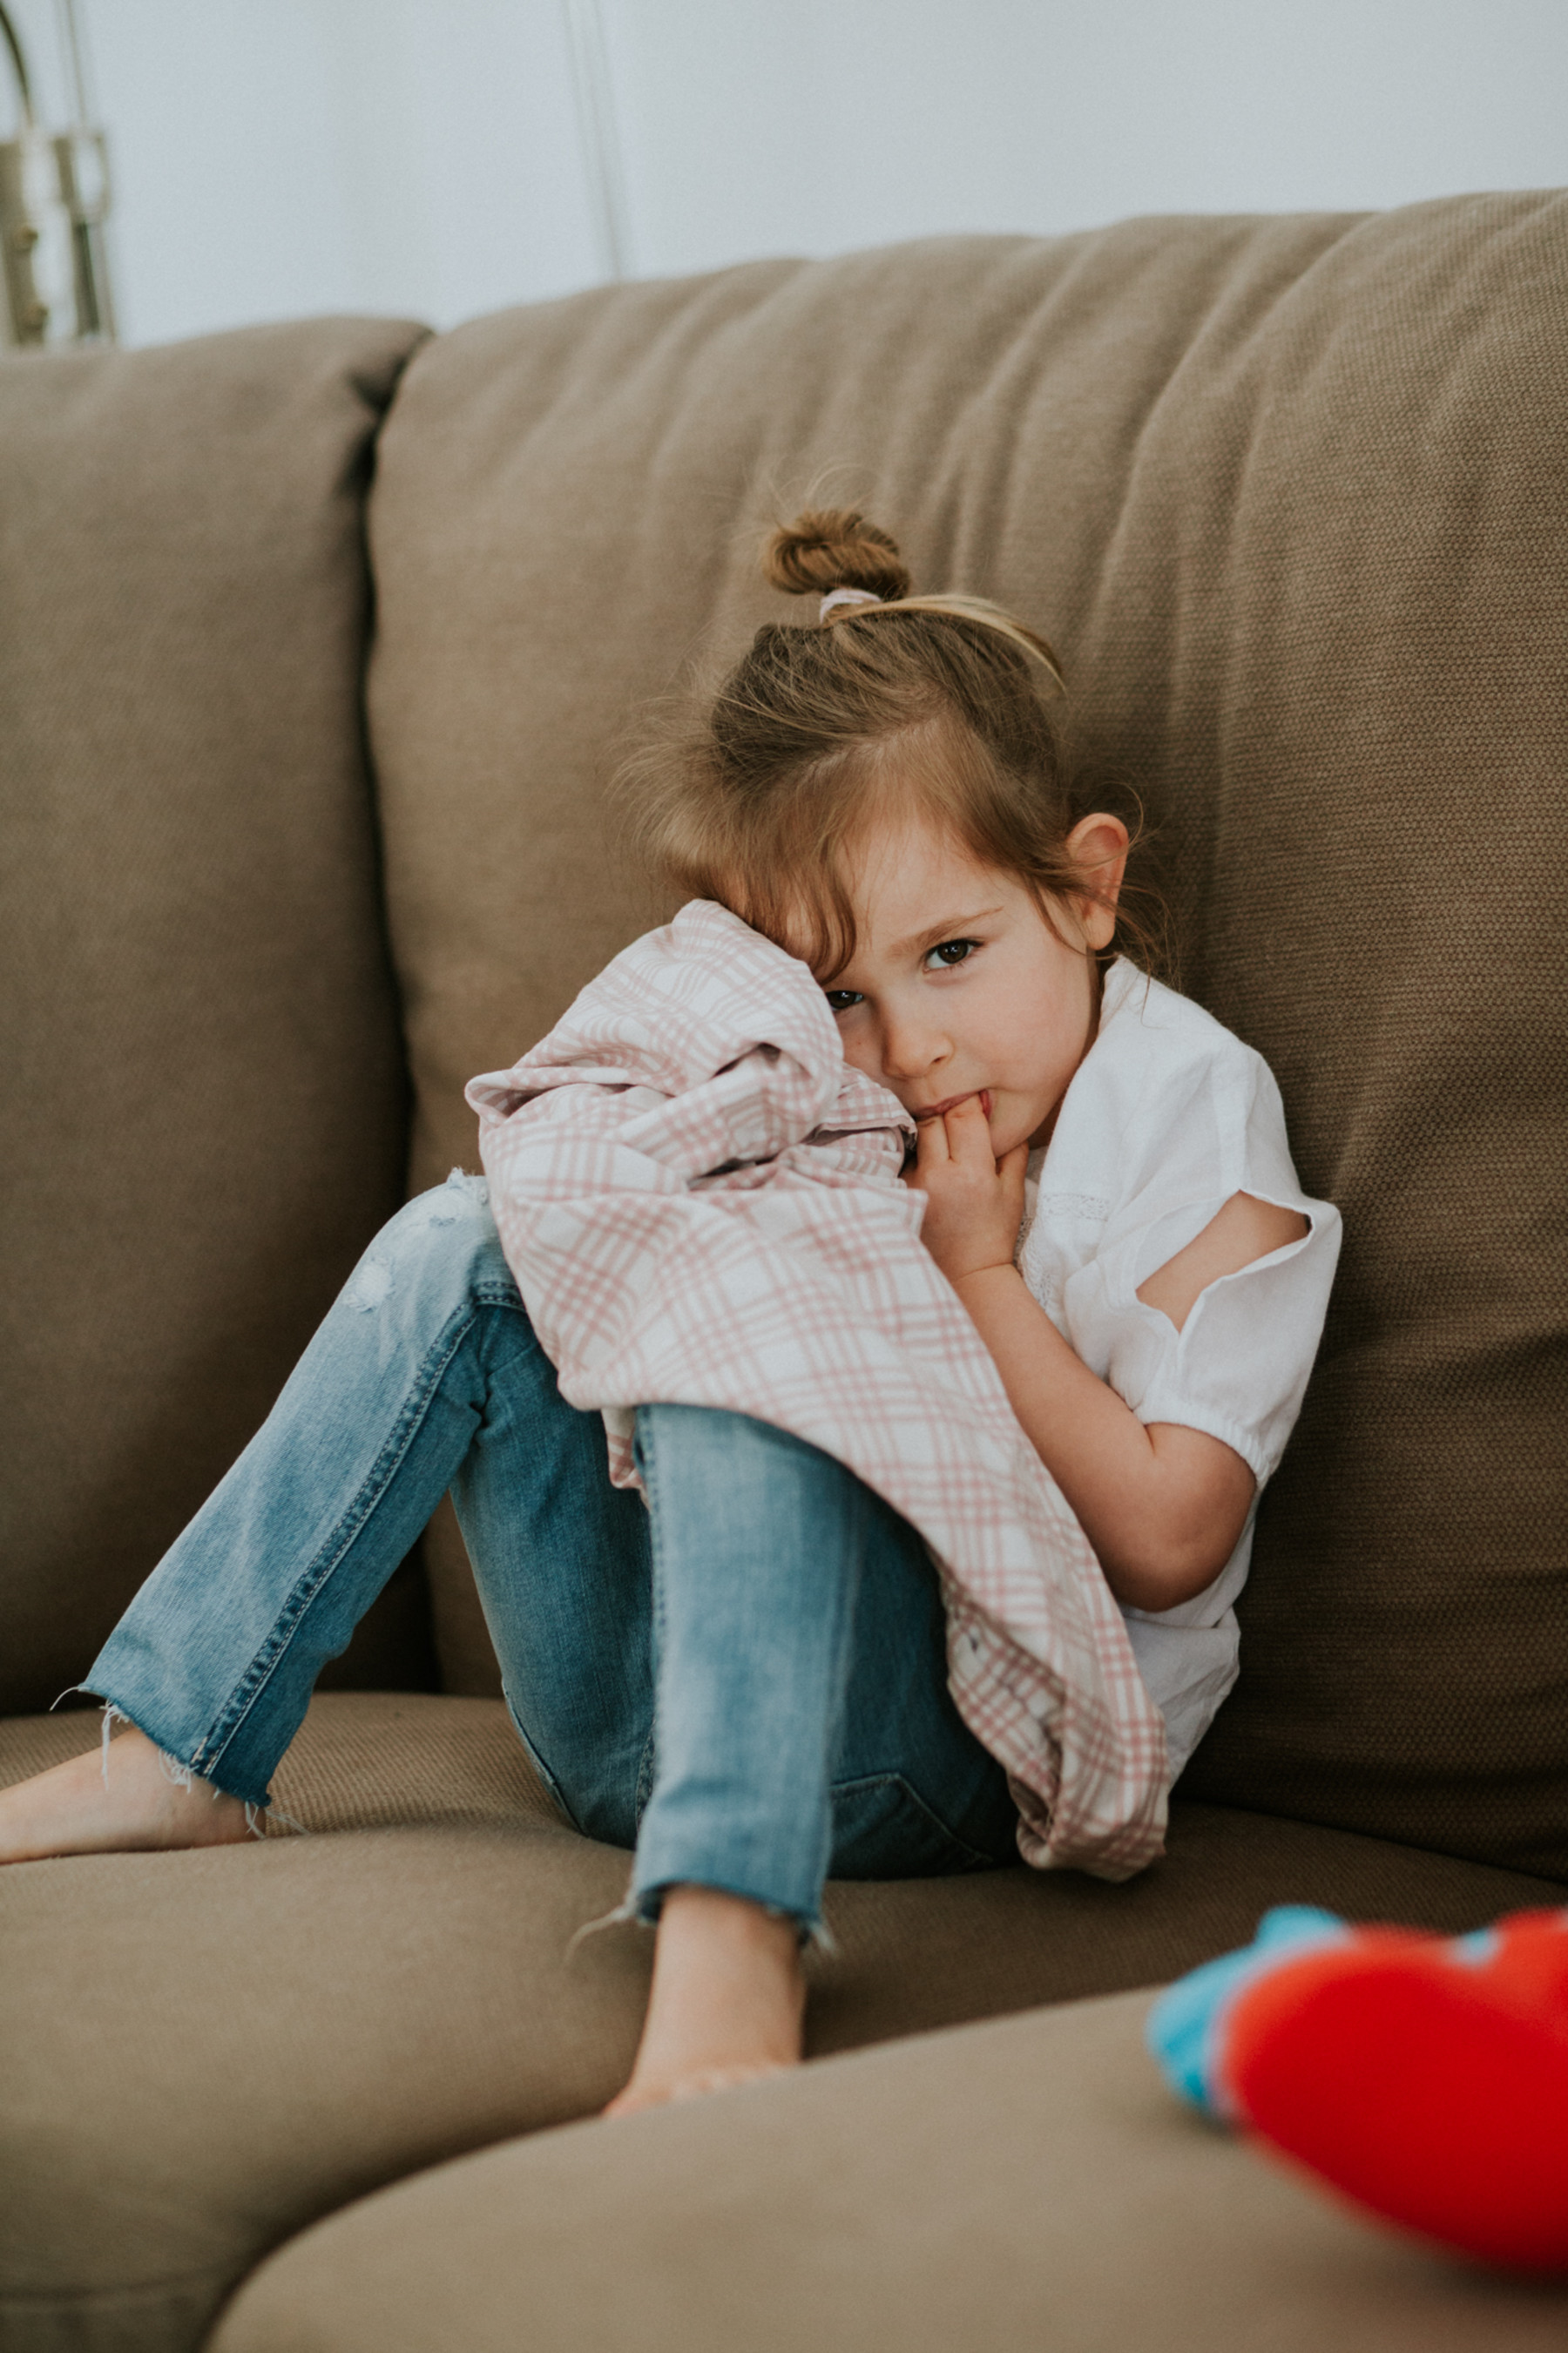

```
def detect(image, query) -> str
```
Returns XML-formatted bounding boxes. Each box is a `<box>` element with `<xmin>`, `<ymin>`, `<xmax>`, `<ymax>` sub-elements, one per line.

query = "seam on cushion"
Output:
<box><xmin>0</xmin><ymin>2261</ymin><xmax>238</xmax><ymax>2309</ymax></box>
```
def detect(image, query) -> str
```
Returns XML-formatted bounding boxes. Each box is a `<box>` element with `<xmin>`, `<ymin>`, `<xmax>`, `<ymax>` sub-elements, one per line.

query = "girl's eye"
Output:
<box><xmin>924</xmin><ymin>937</ymin><xmax>979</xmax><ymax>971</ymax></box>
<box><xmin>823</xmin><ymin>989</ymin><xmax>863</xmax><ymax>1014</ymax></box>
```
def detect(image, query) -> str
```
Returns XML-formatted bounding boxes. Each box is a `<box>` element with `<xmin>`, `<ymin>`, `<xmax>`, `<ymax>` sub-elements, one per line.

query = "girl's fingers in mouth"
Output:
<box><xmin>916</xmin><ymin>1109</ymin><xmax>950</xmax><ymax>1164</ymax></box>
<box><xmin>945</xmin><ymin>1093</ymin><xmax>998</xmax><ymax>1162</ymax></box>
<box><xmin>914</xmin><ymin>1090</ymin><xmax>991</xmax><ymax>1125</ymax></box>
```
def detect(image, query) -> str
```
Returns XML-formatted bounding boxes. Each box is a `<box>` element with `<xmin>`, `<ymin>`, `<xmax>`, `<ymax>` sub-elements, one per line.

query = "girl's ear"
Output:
<box><xmin>1065</xmin><ymin>814</ymin><xmax>1130</xmax><ymax>950</ymax></box>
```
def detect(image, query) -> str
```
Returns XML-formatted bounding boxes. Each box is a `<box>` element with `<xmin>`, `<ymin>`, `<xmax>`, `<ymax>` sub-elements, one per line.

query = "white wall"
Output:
<box><xmin>3</xmin><ymin>0</ymin><xmax>1566</xmax><ymax>348</ymax></box>
<box><xmin>606</xmin><ymin>0</ymin><xmax>1568</xmax><ymax>274</ymax></box>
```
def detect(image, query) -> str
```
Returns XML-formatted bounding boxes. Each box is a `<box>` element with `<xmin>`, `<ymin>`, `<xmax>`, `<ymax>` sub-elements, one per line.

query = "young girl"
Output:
<box><xmin>0</xmin><ymin>510</ymin><xmax>1339</xmax><ymax>2114</ymax></box>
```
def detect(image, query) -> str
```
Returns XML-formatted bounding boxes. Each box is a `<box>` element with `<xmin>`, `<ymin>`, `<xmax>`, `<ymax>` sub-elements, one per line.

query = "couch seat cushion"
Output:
<box><xmin>212</xmin><ymin>1985</ymin><xmax>1568</xmax><ymax>2353</ymax></box>
<box><xmin>3</xmin><ymin>1694</ymin><xmax>1563</xmax><ymax>2353</ymax></box>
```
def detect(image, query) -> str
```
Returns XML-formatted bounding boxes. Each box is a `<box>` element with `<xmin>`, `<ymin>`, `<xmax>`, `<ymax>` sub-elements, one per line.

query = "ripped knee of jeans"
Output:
<box><xmin>417</xmin><ymin>1169</ymin><xmax>491</xmax><ymax>1234</ymax></box>
<box><xmin>348</xmin><ymin>1254</ymin><xmax>395</xmax><ymax>1311</ymax></box>
<box><xmin>350</xmin><ymin>1172</ymin><xmax>494</xmax><ymax>1308</ymax></box>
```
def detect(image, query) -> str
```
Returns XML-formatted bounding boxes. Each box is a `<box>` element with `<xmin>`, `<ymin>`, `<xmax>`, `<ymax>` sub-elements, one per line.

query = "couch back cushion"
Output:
<box><xmin>368</xmin><ymin>196</ymin><xmax>1568</xmax><ymax>1876</ymax></box>
<box><xmin>0</xmin><ymin>318</ymin><xmax>431</xmax><ymax>1714</ymax></box>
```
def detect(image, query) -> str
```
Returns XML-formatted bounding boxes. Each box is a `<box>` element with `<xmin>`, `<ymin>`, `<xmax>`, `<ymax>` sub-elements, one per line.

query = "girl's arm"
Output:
<box><xmin>909</xmin><ymin>1097</ymin><xmax>1307</xmax><ymax>1613</ymax></box>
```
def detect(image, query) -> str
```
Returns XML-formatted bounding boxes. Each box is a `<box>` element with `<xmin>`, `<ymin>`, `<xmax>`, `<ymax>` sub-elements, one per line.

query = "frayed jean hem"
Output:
<box><xmin>58</xmin><ymin>1687</ymin><xmax>294</xmax><ymax>1838</ymax></box>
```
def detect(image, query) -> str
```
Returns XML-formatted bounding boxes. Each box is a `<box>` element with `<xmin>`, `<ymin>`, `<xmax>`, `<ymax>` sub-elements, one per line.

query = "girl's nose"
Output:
<box><xmin>880</xmin><ymin>1014</ymin><xmax>950</xmax><ymax>1084</ymax></box>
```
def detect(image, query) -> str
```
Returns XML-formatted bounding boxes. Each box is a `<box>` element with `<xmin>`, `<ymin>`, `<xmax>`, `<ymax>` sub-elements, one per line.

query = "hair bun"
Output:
<box><xmin>763</xmin><ymin>508</ymin><xmax>912</xmax><ymax>603</ymax></box>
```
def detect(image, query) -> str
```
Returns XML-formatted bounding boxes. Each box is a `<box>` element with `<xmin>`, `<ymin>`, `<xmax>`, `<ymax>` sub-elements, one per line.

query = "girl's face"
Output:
<box><xmin>816</xmin><ymin>810</ymin><xmax>1129</xmax><ymax>1156</ymax></box>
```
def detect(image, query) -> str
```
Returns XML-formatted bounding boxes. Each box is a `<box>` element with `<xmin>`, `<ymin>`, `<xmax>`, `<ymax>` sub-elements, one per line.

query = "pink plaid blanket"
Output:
<box><xmin>467</xmin><ymin>901</ymin><xmax>1167</xmax><ymax>1878</ymax></box>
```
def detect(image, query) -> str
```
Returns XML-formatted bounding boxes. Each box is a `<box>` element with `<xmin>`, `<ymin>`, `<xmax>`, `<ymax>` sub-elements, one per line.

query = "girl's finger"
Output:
<box><xmin>944</xmin><ymin>1094</ymin><xmax>996</xmax><ymax>1168</ymax></box>
<box><xmin>915</xmin><ymin>1110</ymin><xmax>950</xmax><ymax>1166</ymax></box>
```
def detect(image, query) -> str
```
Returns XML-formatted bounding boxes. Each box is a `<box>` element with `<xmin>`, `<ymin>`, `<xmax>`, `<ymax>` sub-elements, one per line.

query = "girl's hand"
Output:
<box><xmin>904</xmin><ymin>1094</ymin><xmax>1030</xmax><ymax>1287</ymax></box>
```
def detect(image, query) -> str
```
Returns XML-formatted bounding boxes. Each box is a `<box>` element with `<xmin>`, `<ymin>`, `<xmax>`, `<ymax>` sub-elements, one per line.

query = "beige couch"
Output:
<box><xmin>3</xmin><ymin>193</ymin><xmax>1565</xmax><ymax>2352</ymax></box>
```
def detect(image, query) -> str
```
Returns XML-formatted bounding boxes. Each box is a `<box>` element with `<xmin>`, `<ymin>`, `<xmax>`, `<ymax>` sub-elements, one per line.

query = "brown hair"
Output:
<box><xmin>617</xmin><ymin>507</ymin><xmax>1163</xmax><ymax>979</ymax></box>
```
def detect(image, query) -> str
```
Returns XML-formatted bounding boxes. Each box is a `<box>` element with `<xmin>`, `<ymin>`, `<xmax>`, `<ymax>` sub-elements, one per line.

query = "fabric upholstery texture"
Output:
<box><xmin>211</xmin><ymin>1987</ymin><xmax>1568</xmax><ymax>2353</ymax></box>
<box><xmin>0</xmin><ymin>316</ymin><xmax>432</xmax><ymax>1717</ymax></box>
<box><xmin>366</xmin><ymin>198</ymin><xmax>1568</xmax><ymax>1870</ymax></box>
<box><xmin>3</xmin><ymin>1692</ymin><xmax>1563</xmax><ymax>2353</ymax></box>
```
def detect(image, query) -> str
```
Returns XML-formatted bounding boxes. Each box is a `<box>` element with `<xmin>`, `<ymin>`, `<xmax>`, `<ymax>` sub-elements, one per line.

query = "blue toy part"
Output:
<box><xmin>1146</xmin><ymin>1905</ymin><xmax>1353</xmax><ymax>2120</ymax></box>
<box><xmin>1444</xmin><ymin>1908</ymin><xmax>1568</xmax><ymax>1969</ymax></box>
<box><xmin>1450</xmin><ymin>1926</ymin><xmax>1502</xmax><ymax>1967</ymax></box>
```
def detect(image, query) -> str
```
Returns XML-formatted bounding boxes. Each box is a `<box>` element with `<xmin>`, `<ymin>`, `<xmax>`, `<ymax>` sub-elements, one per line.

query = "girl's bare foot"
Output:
<box><xmin>605</xmin><ymin>1883</ymin><xmax>807</xmax><ymax>2118</ymax></box>
<box><xmin>0</xmin><ymin>1725</ymin><xmax>253</xmax><ymax>1863</ymax></box>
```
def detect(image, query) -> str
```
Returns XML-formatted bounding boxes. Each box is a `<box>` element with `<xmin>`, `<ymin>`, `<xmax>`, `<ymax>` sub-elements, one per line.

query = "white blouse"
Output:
<box><xmin>1017</xmin><ymin>961</ymin><xmax>1342</xmax><ymax>1781</ymax></box>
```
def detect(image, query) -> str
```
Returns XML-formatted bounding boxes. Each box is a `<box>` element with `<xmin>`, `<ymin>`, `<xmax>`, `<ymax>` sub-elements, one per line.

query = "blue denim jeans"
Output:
<box><xmin>85</xmin><ymin>1177</ymin><xmax>1019</xmax><ymax>1934</ymax></box>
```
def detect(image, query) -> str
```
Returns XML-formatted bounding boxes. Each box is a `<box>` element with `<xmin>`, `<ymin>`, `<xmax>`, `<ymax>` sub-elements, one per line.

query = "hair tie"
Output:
<box><xmin>818</xmin><ymin>588</ymin><xmax>883</xmax><ymax>623</ymax></box>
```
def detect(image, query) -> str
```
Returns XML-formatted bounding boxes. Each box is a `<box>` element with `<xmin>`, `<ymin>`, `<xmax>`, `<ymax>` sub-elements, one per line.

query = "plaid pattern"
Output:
<box><xmin>467</xmin><ymin>902</ymin><xmax>1168</xmax><ymax>1879</ymax></box>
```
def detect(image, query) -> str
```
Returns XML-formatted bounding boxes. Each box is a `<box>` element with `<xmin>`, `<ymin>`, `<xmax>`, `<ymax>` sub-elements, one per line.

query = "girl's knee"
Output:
<box><xmin>348</xmin><ymin>1174</ymin><xmax>517</xmax><ymax>1315</ymax></box>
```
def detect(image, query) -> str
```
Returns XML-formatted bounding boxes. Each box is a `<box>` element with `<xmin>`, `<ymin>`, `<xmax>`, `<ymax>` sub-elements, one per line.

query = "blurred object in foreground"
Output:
<box><xmin>1</xmin><ymin>0</ymin><xmax>114</xmax><ymax>347</ymax></box>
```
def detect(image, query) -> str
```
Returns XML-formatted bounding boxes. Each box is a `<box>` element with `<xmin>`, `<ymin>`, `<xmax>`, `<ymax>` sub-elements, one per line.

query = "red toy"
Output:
<box><xmin>1149</xmin><ymin>1904</ymin><xmax>1568</xmax><ymax>2271</ymax></box>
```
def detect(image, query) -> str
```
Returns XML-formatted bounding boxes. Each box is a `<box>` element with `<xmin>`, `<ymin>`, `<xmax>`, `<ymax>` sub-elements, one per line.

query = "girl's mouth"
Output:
<box><xmin>914</xmin><ymin>1089</ymin><xmax>993</xmax><ymax>1122</ymax></box>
